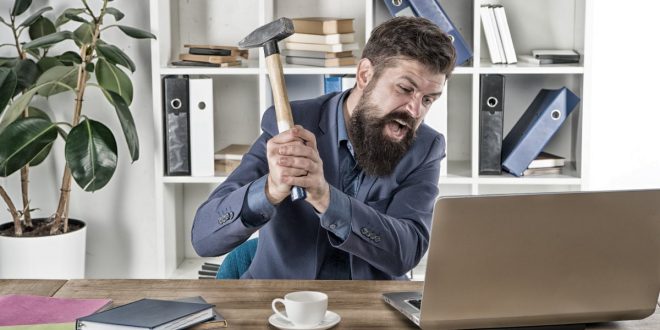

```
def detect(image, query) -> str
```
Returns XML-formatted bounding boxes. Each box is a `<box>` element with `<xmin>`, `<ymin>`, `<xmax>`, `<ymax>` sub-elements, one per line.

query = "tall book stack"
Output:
<box><xmin>283</xmin><ymin>17</ymin><xmax>358</xmax><ymax>67</ymax></box>
<box><xmin>172</xmin><ymin>44</ymin><xmax>248</xmax><ymax>67</ymax></box>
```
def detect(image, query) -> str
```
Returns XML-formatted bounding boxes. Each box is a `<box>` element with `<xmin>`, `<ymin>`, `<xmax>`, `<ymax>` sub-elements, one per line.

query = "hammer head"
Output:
<box><xmin>239</xmin><ymin>17</ymin><xmax>294</xmax><ymax>57</ymax></box>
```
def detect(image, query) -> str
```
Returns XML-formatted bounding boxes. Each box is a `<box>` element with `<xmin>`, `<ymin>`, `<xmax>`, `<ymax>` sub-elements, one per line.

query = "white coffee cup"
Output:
<box><xmin>271</xmin><ymin>291</ymin><xmax>328</xmax><ymax>327</ymax></box>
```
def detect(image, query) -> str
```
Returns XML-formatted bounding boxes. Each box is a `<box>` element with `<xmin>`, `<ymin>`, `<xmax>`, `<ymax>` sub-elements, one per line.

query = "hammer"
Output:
<box><xmin>239</xmin><ymin>18</ymin><xmax>306</xmax><ymax>202</ymax></box>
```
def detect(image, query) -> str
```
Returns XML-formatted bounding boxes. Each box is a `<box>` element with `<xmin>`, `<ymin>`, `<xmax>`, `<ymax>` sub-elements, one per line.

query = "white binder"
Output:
<box><xmin>189</xmin><ymin>77</ymin><xmax>215</xmax><ymax>177</ymax></box>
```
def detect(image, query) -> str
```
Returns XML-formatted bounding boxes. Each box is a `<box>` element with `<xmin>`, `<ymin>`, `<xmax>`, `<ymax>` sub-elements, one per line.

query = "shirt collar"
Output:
<box><xmin>336</xmin><ymin>89</ymin><xmax>350</xmax><ymax>145</ymax></box>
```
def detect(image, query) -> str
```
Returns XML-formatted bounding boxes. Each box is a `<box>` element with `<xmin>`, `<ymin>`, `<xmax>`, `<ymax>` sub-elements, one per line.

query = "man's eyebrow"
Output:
<box><xmin>401</xmin><ymin>76</ymin><xmax>443</xmax><ymax>97</ymax></box>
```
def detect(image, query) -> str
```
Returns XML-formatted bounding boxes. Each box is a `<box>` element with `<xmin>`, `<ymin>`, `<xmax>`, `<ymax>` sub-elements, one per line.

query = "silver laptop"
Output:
<box><xmin>383</xmin><ymin>190</ymin><xmax>660</xmax><ymax>329</ymax></box>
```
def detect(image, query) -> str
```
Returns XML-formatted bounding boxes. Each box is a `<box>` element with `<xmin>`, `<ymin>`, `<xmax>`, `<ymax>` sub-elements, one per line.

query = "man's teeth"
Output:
<box><xmin>393</xmin><ymin>119</ymin><xmax>408</xmax><ymax>127</ymax></box>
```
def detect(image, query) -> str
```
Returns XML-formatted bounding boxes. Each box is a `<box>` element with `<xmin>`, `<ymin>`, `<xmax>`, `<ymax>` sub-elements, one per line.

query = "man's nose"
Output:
<box><xmin>405</xmin><ymin>95</ymin><xmax>423</xmax><ymax>119</ymax></box>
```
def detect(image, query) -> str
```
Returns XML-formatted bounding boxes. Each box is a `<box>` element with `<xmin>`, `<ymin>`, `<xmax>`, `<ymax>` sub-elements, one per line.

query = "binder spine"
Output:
<box><xmin>383</xmin><ymin>0</ymin><xmax>416</xmax><ymax>18</ymax></box>
<box><xmin>479</xmin><ymin>74</ymin><xmax>504</xmax><ymax>175</ymax></box>
<box><xmin>162</xmin><ymin>75</ymin><xmax>191</xmax><ymax>176</ymax></box>
<box><xmin>189</xmin><ymin>77</ymin><xmax>215</xmax><ymax>177</ymax></box>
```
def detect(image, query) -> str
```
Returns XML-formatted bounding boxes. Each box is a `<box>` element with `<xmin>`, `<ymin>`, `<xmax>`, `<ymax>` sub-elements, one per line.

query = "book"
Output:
<box><xmin>284</xmin><ymin>42</ymin><xmax>358</xmax><ymax>53</ymax></box>
<box><xmin>528</xmin><ymin>151</ymin><xmax>565</xmax><ymax>169</ymax></box>
<box><xmin>488</xmin><ymin>5</ymin><xmax>506</xmax><ymax>64</ymax></box>
<box><xmin>183</xmin><ymin>44</ymin><xmax>249</xmax><ymax>59</ymax></box>
<box><xmin>480</xmin><ymin>6</ymin><xmax>503</xmax><ymax>64</ymax></box>
<box><xmin>162</xmin><ymin>75</ymin><xmax>190</xmax><ymax>176</ymax></box>
<box><xmin>281</xmin><ymin>49</ymin><xmax>353</xmax><ymax>59</ymax></box>
<box><xmin>215</xmin><ymin>144</ymin><xmax>250</xmax><ymax>175</ymax></box>
<box><xmin>179</xmin><ymin>53</ymin><xmax>243</xmax><ymax>64</ymax></box>
<box><xmin>519</xmin><ymin>54</ymin><xmax>579</xmax><ymax>65</ymax></box>
<box><xmin>174</xmin><ymin>297</ymin><xmax>227</xmax><ymax>329</ymax></box>
<box><xmin>189</xmin><ymin>77</ymin><xmax>215</xmax><ymax>177</ymax></box>
<box><xmin>501</xmin><ymin>87</ymin><xmax>580</xmax><ymax>177</ymax></box>
<box><xmin>0</xmin><ymin>294</ymin><xmax>112</xmax><ymax>326</ymax></box>
<box><xmin>492</xmin><ymin>5</ymin><xmax>517</xmax><ymax>64</ymax></box>
<box><xmin>532</xmin><ymin>49</ymin><xmax>580</xmax><ymax>60</ymax></box>
<box><xmin>285</xmin><ymin>56</ymin><xmax>356</xmax><ymax>67</ymax></box>
<box><xmin>479</xmin><ymin>74</ymin><xmax>505</xmax><ymax>175</ymax></box>
<box><xmin>523</xmin><ymin>166</ymin><xmax>563</xmax><ymax>176</ymax></box>
<box><xmin>408</xmin><ymin>0</ymin><xmax>473</xmax><ymax>65</ymax></box>
<box><xmin>287</xmin><ymin>32</ymin><xmax>355</xmax><ymax>44</ymax></box>
<box><xmin>291</xmin><ymin>17</ymin><xmax>354</xmax><ymax>35</ymax></box>
<box><xmin>171</xmin><ymin>60</ymin><xmax>222</xmax><ymax>68</ymax></box>
<box><xmin>75</xmin><ymin>298</ymin><xmax>214</xmax><ymax>330</ymax></box>
<box><xmin>324</xmin><ymin>75</ymin><xmax>342</xmax><ymax>94</ymax></box>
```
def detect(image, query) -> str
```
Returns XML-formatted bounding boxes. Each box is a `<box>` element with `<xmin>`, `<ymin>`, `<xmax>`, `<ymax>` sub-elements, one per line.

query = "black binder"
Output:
<box><xmin>479</xmin><ymin>74</ymin><xmax>505</xmax><ymax>175</ymax></box>
<box><xmin>162</xmin><ymin>75</ymin><xmax>191</xmax><ymax>176</ymax></box>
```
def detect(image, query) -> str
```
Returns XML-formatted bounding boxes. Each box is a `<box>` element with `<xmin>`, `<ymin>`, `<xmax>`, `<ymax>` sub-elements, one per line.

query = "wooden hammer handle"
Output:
<box><xmin>265</xmin><ymin>53</ymin><xmax>306</xmax><ymax>202</ymax></box>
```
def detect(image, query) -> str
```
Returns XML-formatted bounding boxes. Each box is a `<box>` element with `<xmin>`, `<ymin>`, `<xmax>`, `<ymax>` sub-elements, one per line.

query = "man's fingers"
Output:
<box><xmin>291</xmin><ymin>125</ymin><xmax>317</xmax><ymax>149</ymax></box>
<box><xmin>269</xmin><ymin>128</ymin><xmax>304</xmax><ymax>144</ymax></box>
<box><xmin>279</xmin><ymin>166</ymin><xmax>308</xmax><ymax>177</ymax></box>
<box><xmin>278</xmin><ymin>156</ymin><xmax>316</xmax><ymax>172</ymax></box>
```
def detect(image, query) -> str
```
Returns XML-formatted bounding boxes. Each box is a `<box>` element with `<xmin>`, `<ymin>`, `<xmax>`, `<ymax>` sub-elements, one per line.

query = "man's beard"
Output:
<box><xmin>348</xmin><ymin>92</ymin><xmax>417</xmax><ymax>177</ymax></box>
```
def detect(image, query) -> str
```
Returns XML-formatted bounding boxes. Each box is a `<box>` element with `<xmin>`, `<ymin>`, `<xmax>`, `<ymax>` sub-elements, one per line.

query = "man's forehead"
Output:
<box><xmin>382</xmin><ymin>59</ymin><xmax>446</xmax><ymax>89</ymax></box>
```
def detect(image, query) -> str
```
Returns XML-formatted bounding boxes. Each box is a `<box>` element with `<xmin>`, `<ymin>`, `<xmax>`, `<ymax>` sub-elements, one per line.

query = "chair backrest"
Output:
<box><xmin>216</xmin><ymin>238</ymin><xmax>258</xmax><ymax>279</ymax></box>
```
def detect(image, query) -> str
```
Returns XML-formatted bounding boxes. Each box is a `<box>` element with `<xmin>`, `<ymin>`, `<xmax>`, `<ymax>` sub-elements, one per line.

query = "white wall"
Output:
<box><xmin>0</xmin><ymin>0</ymin><xmax>157</xmax><ymax>278</ymax></box>
<box><xmin>587</xmin><ymin>0</ymin><xmax>660</xmax><ymax>190</ymax></box>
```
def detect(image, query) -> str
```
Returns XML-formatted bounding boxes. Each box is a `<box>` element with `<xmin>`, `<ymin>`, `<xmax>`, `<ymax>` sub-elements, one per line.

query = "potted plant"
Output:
<box><xmin>0</xmin><ymin>0</ymin><xmax>155</xmax><ymax>278</ymax></box>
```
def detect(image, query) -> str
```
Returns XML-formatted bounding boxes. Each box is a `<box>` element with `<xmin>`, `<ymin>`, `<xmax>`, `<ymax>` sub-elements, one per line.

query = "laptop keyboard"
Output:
<box><xmin>407</xmin><ymin>298</ymin><xmax>422</xmax><ymax>310</ymax></box>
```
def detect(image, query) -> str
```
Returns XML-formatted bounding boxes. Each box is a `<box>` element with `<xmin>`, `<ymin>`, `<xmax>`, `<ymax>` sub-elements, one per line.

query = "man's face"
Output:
<box><xmin>349</xmin><ymin>60</ymin><xmax>446</xmax><ymax>177</ymax></box>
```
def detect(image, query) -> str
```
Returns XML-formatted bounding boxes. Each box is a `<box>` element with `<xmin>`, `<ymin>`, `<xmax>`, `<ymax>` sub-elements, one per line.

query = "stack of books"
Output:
<box><xmin>214</xmin><ymin>144</ymin><xmax>250</xmax><ymax>176</ymax></box>
<box><xmin>480</xmin><ymin>4</ymin><xmax>517</xmax><ymax>64</ymax></box>
<box><xmin>172</xmin><ymin>44</ymin><xmax>249</xmax><ymax>68</ymax></box>
<box><xmin>519</xmin><ymin>49</ymin><xmax>581</xmax><ymax>65</ymax></box>
<box><xmin>522</xmin><ymin>151</ymin><xmax>566</xmax><ymax>176</ymax></box>
<box><xmin>283</xmin><ymin>17</ymin><xmax>358</xmax><ymax>67</ymax></box>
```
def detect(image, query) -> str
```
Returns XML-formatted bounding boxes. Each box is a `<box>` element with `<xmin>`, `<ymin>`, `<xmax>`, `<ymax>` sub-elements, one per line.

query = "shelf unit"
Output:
<box><xmin>149</xmin><ymin>0</ymin><xmax>591</xmax><ymax>278</ymax></box>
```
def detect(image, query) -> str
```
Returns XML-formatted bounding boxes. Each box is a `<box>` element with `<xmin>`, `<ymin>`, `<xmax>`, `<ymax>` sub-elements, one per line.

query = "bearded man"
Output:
<box><xmin>192</xmin><ymin>16</ymin><xmax>456</xmax><ymax>280</ymax></box>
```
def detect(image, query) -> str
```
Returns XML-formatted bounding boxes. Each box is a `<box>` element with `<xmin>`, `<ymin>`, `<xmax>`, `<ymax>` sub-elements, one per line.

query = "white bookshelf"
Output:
<box><xmin>149</xmin><ymin>0</ymin><xmax>592</xmax><ymax>278</ymax></box>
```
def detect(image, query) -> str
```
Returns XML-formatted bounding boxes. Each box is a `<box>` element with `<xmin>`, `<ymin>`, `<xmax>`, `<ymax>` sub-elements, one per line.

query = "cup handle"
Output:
<box><xmin>272</xmin><ymin>298</ymin><xmax>290</xmax><ymax>322</ymax></box>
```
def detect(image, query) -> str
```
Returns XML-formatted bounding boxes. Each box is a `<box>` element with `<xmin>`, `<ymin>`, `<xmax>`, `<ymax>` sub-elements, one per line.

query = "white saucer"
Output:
<box><xmin>268</xmin><ymin>310</ymin><xmax>341</xmax><ymax>330</ymax></box>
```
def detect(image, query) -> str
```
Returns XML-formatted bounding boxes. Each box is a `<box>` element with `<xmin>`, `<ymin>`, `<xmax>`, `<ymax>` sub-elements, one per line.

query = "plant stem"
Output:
<box><xmin>11</xmin><ymin>12</ymin><xmax>33</xmax><ymax>229</ymax></box>
<box><xmin>52</xmin><ymin>0</ymin><xmax>107</xmax><ymax>234</ymax></box>
<box><xmin>0</xmin><ymin>186</ymin><xmax>22</xmax><ymax>236</ymax></box>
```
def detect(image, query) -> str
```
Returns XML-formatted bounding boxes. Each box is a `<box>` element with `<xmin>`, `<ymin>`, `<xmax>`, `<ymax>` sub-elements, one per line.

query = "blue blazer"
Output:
<box><xmin>192</xmin><ymin>91</ymin><xmax>446</xmax><ymax>280</ymax></box>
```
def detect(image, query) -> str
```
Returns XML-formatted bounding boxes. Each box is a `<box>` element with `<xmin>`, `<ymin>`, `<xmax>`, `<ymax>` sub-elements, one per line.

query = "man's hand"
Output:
<box><xmin>266</xmin><ymin>125</ymin><xmax>330</xmax><ymax>212</ymax></box>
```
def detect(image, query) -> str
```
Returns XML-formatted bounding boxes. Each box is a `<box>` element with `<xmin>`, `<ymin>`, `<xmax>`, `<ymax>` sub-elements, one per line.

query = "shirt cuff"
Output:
<box><xmin>319</xmin><ymin>185</ymin><xmax>352</xmax><ymax>241</ymax></box>
<box><xmin>241</xmin><ymin>175</ymin><xmax>276</xmax><ymax>227</ymax></box>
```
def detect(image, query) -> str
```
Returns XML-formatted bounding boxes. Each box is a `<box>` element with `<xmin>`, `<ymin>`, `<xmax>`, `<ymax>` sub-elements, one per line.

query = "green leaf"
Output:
<box><xmin>65</xmin><ymin>119</ymin><xmax>117</xmax><ymax>192</ymax></box>
<box><xmin>35</xmin><ymin>65</ymin><xmax>78</xmax><ymax>97</ymax></box>
<box><xmin>95</xmin><ymin>58</ymin><xmax>133</xmax><ymax>105</ymax></box>
<box><xmin>0</xmin><ymin>117</ymin><xmax>58</xmax><ymax>177</ymax></box>
<box><xmin>73</xmin><ymin>22</ymin><xmax>94</xmax><ymax>46</ymax></box>
<box><xmin>11</xmin><ymin>0</ymin><xmax>32</xmax><ymax>17</ymax></box>
<box><xmin>104</xmin><ymin>8</ymin><xmax>124</xmax><ymax>21</ymax></box>
<box><xmin>0</xmin><ymin>58</ymin><xmax>19</xmax><ymax>68</ymax></box>
<box><xmin>0</xmin><ymin>87</ymin><xmax>37</xmax><ymax>133</ymax></box>
<box><xmin>56</xmin><ymin>51</ymin><xmax>82</xmax><ymax>65</ymax></box>
<box><xmin>55</xmin><ymin>8</ymin><xmax>85</xmax><ymax>27</ymax></box>
<box><xmin>25</xmin><ymin>107</ymin><xmax>54</xmax><ymax>166</ymax></box>
<box><xmin>25</xmin><ymin>47</ymin><xmax>40</xmax><ymax>59</ymax></box>
<box><xmin>19</xmin><ymin>6</ymin><xmax>52</xmax><ymax>27</ymax></box>
<box><xmin>96</xmin><ymin>42</ymin><xmax>135</xmax><ymax>72</ymax></box>
<box><xmin>23</xmin><ymin>31</ymin><xmax>73</xmax><ymax>50</ymax></box>
<box><xmin>105</xmin><ymin>90</ymin><xmax>139</xmax><ymax>161</ymax></box>
<box><xmin>64</xmin><ymin>12</ymin><xmax>87</xmax><ymax>24</ymax></box>
<box><xmin>36</xmin><ymin>56</ymin><xmax>63</xmax><ymax>72</ymax></box>
<box><xmin>116</xmin><ymin>25</ymin><xmax>156</xmax><ymax>39</ymax></box>
<box><xmin>13</xmin><ymin>59</ymin><xmax>39</xmax><ymax>96</ymax></box>
<box><xmin>28</xmin><ymin>16</ymin><xmax>56</xmax><ymax>40</ymax></box>
<box><xmin>0</xmin><ymin>68</ymin><xmax>17</xmax><ymax>113</ymax></box>
<box><xmin>85</xmin><ymin>62</ymin><xmax>94</xmax><ymax>73</ymax></box>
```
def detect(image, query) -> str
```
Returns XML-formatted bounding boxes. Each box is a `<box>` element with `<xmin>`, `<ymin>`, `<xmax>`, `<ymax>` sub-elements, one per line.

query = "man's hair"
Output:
<box><xmin>361</xmin><ymin>16</ymin><xmax>456</xmax><ymax>80</ymax></box>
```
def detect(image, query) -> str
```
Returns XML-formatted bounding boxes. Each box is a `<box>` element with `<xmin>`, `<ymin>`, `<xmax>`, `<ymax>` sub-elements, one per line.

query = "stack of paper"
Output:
<box><xmin>283</xmin><ymin>17</ymin><xmax>358</xmax><ymax>67</ymax></box>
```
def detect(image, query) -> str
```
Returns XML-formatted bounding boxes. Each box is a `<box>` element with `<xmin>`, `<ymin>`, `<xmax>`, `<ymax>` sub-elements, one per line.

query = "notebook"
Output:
<box><xmin>383</xmin><ymin>190</ymin><xmax>660</xmax><ymax>329</ymax></box>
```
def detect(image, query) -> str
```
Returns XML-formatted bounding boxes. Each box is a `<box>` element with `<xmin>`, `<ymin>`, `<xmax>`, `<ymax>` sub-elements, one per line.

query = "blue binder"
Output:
<box><xmin>323</xmin><ymin>75</ymin><xmax>342</xmax><ymax>94</ymax></box>
<box><xmin>407</xmin><ymin>0</ymin><xmax>472</xmax><ymax>66</ymax></box>
<box><xmin>383</xmin><ymin>0</ymin><xmax>416</xmax><ymax>17</ymax></box>
<box><xmin>501</xmin><ymin>87</ymin><xmax>580</xmax><ymax>177</ymax></box>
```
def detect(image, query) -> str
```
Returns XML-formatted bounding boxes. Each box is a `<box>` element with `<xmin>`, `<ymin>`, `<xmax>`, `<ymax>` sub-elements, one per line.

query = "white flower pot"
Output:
<box><xmin>0</xmin><ymin>219</ymin><xmax>86</xmax><ymax>279</ymax></box>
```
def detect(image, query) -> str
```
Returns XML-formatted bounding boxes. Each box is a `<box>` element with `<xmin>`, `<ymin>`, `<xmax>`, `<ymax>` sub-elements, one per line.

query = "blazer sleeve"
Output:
<box><xmin>191</xmin><ymin>108</ymin><xmax>277</xmax><ymax>257</ymax></box>
<box><xmin>326</xmin><ymin>134</ymin><xmax>446</xmax><ymax>277</ymax></box>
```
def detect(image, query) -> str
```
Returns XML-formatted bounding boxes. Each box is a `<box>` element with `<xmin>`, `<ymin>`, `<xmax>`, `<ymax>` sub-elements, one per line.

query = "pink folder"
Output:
<box><xmin>0</xmin><ymin>294</ymin><xmax>112</xmax><ymax>326</ymax></box>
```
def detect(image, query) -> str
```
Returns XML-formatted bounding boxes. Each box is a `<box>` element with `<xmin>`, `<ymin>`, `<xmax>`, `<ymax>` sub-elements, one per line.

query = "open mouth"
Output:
<box><xmin>384</xmin><ymin>119</ymin><xmax>409</xmax><ymax>141</ymax></box>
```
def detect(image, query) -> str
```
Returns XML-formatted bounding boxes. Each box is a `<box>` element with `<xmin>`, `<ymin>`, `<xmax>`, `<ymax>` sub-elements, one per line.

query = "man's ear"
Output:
<box><xmin>356</xmin><ymin>58</ymin><xmax>374</xmax><ymax>91</ymax></box>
